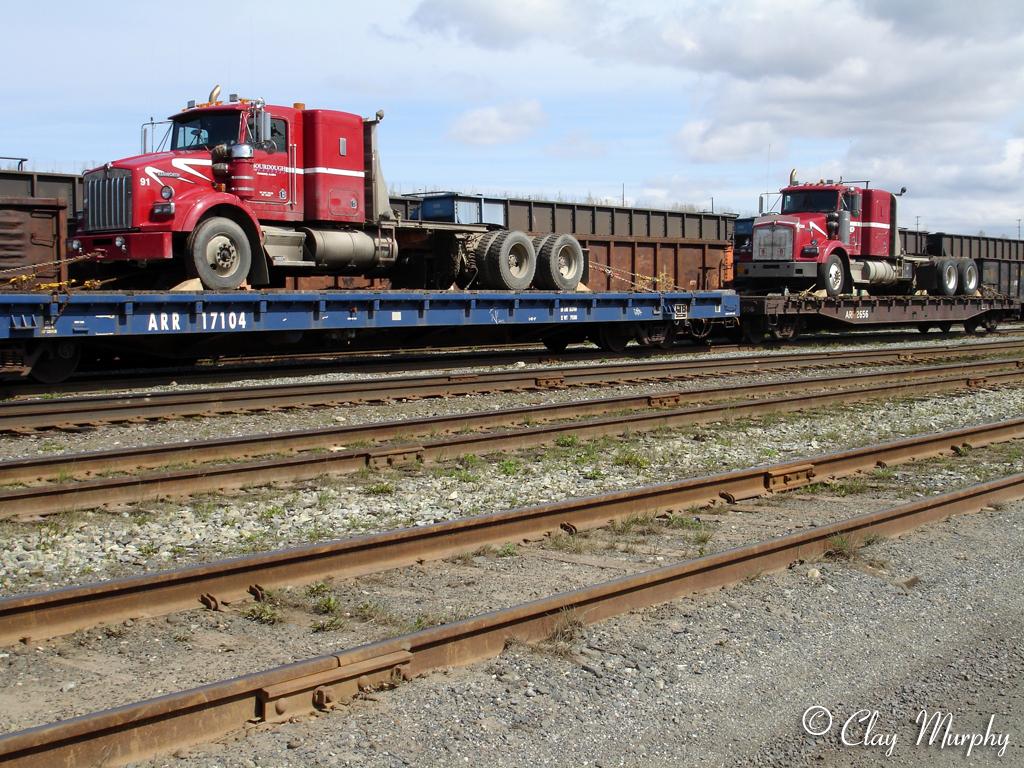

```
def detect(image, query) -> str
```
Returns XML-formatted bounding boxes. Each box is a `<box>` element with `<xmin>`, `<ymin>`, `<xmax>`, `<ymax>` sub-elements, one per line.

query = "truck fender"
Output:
<box><xmin>178</xmin><ymin>196</ymin><xmax>269</xmax><ymax>286</ymax></box>
<box><xmin>178</xmin><ymin>194</ymin><xmax>261</xmax><ymax>235</ymax></box>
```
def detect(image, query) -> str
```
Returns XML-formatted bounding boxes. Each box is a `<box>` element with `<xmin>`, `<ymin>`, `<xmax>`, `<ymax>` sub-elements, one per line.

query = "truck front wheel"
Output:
<box><xmin>818</xmin><ymin>254</ymin><xmax>846</xmax><ymax>297</ymax></box>
<box><xmin>190</xmin><ymin>217</ymin><xmax>252</xmax><ymax>290</ymax></box>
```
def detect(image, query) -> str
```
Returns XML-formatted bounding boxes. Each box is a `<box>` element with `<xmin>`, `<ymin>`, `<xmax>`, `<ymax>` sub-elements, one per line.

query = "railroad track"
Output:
<box><xmin>2</xmin><ymin>438</ymin><xmax>1021</xmax><ymax>766</ymax></box>
<box><xmin>3</xmin><ymin>358</ymin><xmax>1023</xmax><ymax>519</ymax></box>
<box><xmin>2</xmin><ymin>338</ymin><xmax>1023</xmax><ymax>433</ymax></box>
<box><xmin>1</xmin><ymin>416</ymin><xmax>1020</xmax><ymax>645</ymax></box>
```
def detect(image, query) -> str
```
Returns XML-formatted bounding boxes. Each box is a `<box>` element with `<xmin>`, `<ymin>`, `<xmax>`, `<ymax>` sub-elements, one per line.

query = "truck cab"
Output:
<box><xmin>734</xmin><ymin>174</ymin><xmax>910</xmax><ymax>297</ymax></box>
<box><xmin>71</xmin><ymin>91</ymin><xmax>394</xmax><ymax>289</ymax></box>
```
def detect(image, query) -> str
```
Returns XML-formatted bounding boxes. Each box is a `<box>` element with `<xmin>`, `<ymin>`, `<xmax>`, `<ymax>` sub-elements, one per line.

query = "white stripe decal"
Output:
<box><xmin>251</xmin><ymin>165</ymin><xmax>366</xmax><ymax>178</ymax></box>
<box><xmin>851</xmin><ymin>221</ymin><xmax>890</xmax><ymax>230</ymax></box>
<box><xmin>170</xmin><ymin>158</ymin><xmax>212</xmax><ymax>183</ymax></box>
<box><xmin>302</xmin><ymin>167</ymin><xmax>365</xmax><ymax>178</ymax></box>
<box><xmin>808</xmin><ymin>221</ymin><xmax>828</xmax><ymax>237</ymax></box>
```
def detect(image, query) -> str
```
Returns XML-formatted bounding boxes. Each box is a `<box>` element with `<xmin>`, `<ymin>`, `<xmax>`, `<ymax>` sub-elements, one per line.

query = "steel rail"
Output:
<box><xmin>2</xmin><ymin>360</ymin><xmax>1023</xmax><ymax>521</ymax></box>
<box><xmin>1</xmin><ymin>339</ymin><xmax>1022</xmax><ymax>433</ymax></box>
<box><xmin>3</xmin><ymin>355</ymin><xmax>1021</xmax><ymax>489</ymax></box>
<box><xmin>2</xmin><ymin>360</ymin><xmax>1023</xmax><ymax>520</ymax></box>
<box><xmin>2</xmin><ymin>417</ymin><xmax>1022</xmax><ymax>646</ymax></box>
<box><xmin>2</xmin><ymin>472</ymin><xmax>1021</xmax><ymax>766</ymax></box>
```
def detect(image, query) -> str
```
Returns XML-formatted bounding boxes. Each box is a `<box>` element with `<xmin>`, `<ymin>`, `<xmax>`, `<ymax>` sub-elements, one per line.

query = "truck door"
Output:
<box><xmin>249</xmin><ymin>116</ymin><xmax>298</xmax><ymax>218</ymax></box>
<box><xmin>842</xmin><ymin>192</ymin><xmax>861</xmax><ymax>255</ymax></box>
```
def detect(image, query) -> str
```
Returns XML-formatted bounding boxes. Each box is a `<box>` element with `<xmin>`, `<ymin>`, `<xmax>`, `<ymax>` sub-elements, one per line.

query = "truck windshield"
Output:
<box><xmin>170</xmin><ymin>112</ymin><xmax>240</xmax><ymax>150</ymax></box>
<box><xmin>781</xmin><ymin>190</ymin><xmax>839</xmax><ymax>214</ymax></box>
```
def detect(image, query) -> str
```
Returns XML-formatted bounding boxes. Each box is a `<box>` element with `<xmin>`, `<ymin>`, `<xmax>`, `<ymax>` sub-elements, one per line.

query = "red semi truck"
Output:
<box><xmin>70</xmin><ymin>87</ymin><xmax>586</xmax><ymax>292</ymax></box>
<box><xmin>733</xmin><ymin>171</ymin><xmax>978</xmax><ymax>297</ymax></box>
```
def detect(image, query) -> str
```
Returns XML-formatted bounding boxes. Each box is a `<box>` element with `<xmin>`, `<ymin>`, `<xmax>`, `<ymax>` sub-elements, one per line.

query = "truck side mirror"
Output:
<box><xmin>259</xmin><ymin>111</ymin><xmax>272</xmax><ymax>144</ymax></box>
<box><xmin>852</xmin><ymin>194</ymin><xmax>862</xmax><ymax>217</ymax></box>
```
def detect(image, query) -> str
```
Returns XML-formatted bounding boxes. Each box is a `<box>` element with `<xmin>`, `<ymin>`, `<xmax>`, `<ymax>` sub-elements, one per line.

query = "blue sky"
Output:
<box><xmin>3</xmin><ymin>0</ymin><xmax>1023</xmax><ymax>236</ymax></box>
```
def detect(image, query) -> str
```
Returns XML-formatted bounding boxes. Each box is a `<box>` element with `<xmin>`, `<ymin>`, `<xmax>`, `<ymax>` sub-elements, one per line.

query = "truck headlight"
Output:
<box><xmin>151</xmin><ymin>202</ymin><xmax>176</xmax><ymax>217</ymax></box>
<box><xmin>114</xmin><ymin>236</ymin><xmax>127</xmax><ymax>250</ymax></box>
<box><xmin>69</xmin><ymin>239</ymin><xmax>82</xmax><ymax>252</ymax></box>
<box><xmin>161</xmin><ymin>185</ymin><xmax>174</xmax><ymax>200</ymax></box>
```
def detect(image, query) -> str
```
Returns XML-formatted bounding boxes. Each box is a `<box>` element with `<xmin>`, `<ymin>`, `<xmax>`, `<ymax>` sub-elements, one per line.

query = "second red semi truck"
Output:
<box><xmin>734</xmin><ymin>171</ymin><xmax>978</xmax><ymax>297</ymax></box>
<box><xmin>70</xmin><ymin>87</ymin><xmax>586</xmax><ymax>292</ymax></box>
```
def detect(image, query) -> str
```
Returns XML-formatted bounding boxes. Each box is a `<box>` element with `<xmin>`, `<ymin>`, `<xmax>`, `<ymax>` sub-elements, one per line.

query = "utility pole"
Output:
<box><xmin>621</xmin><ymin>183</ymin><xmax>625</xmax><ymax>207</ymax></box>
<box><xmin>1018</xmin><ymin>218</ymin><xmax>1021</xmax><ymax>240</ymax></box>
<box><xmin>710</xmin><ymin>196</ymin><xmax>714</xmax><ymax>213</ymax></box>
<box><xmin>915</xmin><ymin>215</ymin><xmax>920</xmax><ymax>232</ymax></box>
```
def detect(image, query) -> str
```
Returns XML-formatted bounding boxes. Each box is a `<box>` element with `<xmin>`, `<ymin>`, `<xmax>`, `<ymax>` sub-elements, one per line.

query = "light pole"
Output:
<box><xmin>915</xmin><ymin>215</ymin><xmax>921</xmax><ymax>232</ymax></box>
<box><xmin>1018</xmin><ymin>218</ymin><xmax>1021</xmax><ymax>240</ymax></box>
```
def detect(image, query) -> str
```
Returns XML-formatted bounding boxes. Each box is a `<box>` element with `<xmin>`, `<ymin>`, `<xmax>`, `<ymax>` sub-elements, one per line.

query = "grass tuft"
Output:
<box><xmin>243</xmin><ymin>603</ymin><xmax>283</xmax><ymax>625</ymax></box>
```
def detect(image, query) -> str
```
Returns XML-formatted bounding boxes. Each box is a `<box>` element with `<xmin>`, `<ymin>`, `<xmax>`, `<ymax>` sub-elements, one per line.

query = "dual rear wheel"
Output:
<box><xmin>472</xmin><ymin>230</ymin><xmax>584</xmax><ymax>291</ymax></box>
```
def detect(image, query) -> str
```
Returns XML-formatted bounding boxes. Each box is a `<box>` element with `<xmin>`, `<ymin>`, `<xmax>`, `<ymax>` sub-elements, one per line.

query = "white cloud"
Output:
<box><xmin>411</xmin><ymin>0</ymin><xmax>594</xmax><ymax>49</ymax></box>
<box><xmin>677</xmin><ymin>120</ymin><xmax>778</xmax><ymax>163</ymax></box>
<box><xmin>448</xmin><ymin>100</ymin><xmax>546</xmax><ymax>145</ymax></box>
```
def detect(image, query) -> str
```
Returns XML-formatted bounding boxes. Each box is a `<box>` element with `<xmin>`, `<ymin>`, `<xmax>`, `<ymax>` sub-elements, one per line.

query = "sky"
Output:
<box><xmin>2</xmin><ymin>0</ymin><xmax>1023</xmax><ymax>237</ymax></box>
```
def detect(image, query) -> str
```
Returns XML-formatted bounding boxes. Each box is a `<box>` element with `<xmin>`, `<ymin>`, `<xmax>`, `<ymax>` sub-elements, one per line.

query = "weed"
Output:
<box><xmin>825</xmin><ymin>534</ymin><xmax>856</xmax><ymax>559</ymax></box>
<box><xmin>407</xmin><ymin>612</ymin><xmax>450</xmax><ymax>632</ymax></box>
<box><xmin>311</xmin><ymin>616</ymin><xmax>346</xmax><ymax>633</ymax></box>
<box><xmin>548</xmin><ymin>609</ymin><xmax>585</xmax><ymax>645</ymax></box>
<box><xmin>444</xmin><ymin>551</ymin><xmax>475</xmax><ymax>565</ymax></box>
<box><xmin>353</xmin><ymin>600</ymin><xmax>392</xmax><ymax>624</ymax></box>
<box><xmin>614</xmin><ymin>449</ymin><xmax>650</xmax><ymax>469</ymax></box>
<box><xmin>497</xmin><ymin>458</ymin><xmax>522</xmax><ymax>476</ymax></box>
<box><xmin>872</xmin><ymin>467</ymin><xmax>896</xmax><ymax>480</ymax></box>
<box><xmin>582</xmin><ymin>469</ymin><xmax>604</xmax><ymax>480</ymax></box>
<box><xmin>316</xmin><ymin>490</ymin><xmax>333</xmax><ymax>510</ymax></box>
<box><xmin>666</xmin><ymin>513</ymin><xmax>704</xmax><ymax>530</ymax></box>
<box><xmin>305</xmin><ymin>582</ymin><xmax>331</xmax><ymax>598</ymax></box>
<box><xmin>544</xmin><ymin>532</ymin><xmax>590</xmax><ymax>554</ymax></box>
<box><xmin>193</xmin><ymin>500</ymin><xmax>217</xmax><ymax>522</ymax></box>
<box><xmin>258</xmin><ymin>504</ymin><xmax>285</xmax><ymax>523</ymax></box>
<box><xmin>496</xmin><ymin>542</ymin><xmax>518</xmax><ymax>558</ymax></box>
<box><xmin>171</xmin><ymin>631</ymin><xmax>192</xmax><ymax>643</ymax></box>
<box><xmin>804</xmin><ymin>477</ymin><xmax>870</xmax><ymax>497</ymax></box>
<box><xmin>609</xmin><ymin>514</ymin><xmax>659</xmax><ymax>536</ymax></box>
<box><xmin>312</xmin><ymin>595</ymin><xmax>341</xmax><ymax>616</ymax></box>
<box><xmin>138</xmin><ymin>542</ymin><xmax>159</xmax><ymax>557</ymax></box>
<box><xmin>365</xmin><ymin>481</ymin><xmax>396</xmax><ymax>495</ymax></box>
<box><xmin>473</xmin><ymin>544</ymin><xmax>495</xmax><ymax>557</ymax></box>
<box><xmin>303</xmin><ymin>521</ymin><xmax>334</xmax><ymax>542</ymax></box>
<box><xmin>238</xmin><ymin>531</ymin><xmax>273</xmax><ymax>553</ymax></box>
<box><xmin>461</xmin><ymin>454</ymin><xmax>483</xmax><ymax>468</ymax></box>
<box><xmin>243</xmin><ymin>603</ymin><xmax>282</xmax><ymax>625</ymax></box>
<box><xmin>690</xmin><ymin>526</ymin><xmax>714</xmax><ymax>547</ymax></box>
<box><xmin>555</xmin><ymin>434</ymin><xmax>580</xmax><ymax>448</ymax></box>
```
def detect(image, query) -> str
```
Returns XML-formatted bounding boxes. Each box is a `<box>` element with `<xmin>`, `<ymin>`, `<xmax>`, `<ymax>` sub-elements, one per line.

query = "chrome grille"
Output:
<box><xmin>84</xmin><ymin>169</ymin><xmax>132</xmax><ymax>231</ymax></box>
<box><xmin>753</xmin><ymin>225</ymin><xmax>793</xmax><ymax>261</ymax></box>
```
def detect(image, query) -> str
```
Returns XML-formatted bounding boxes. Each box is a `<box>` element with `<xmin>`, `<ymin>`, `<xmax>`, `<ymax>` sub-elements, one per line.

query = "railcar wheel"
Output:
<box><xmin>937</xmin><ymin>322</ymin><xmax>953</xmax><ymax>334</ymax></box>
<box><xmin>29</xmin><ymin>341</ymin><xmax>81</xmax><ymax>384</ymax></box>
<box><xmin>917</xmin><ymin>324</ymin><xmax>932</xmax><ymax>334</ymax></box>
<box><xmin>818</xmin><ymin>254</ymin><xmax>846</xmax><ymax>297</ymax></box>
<box><xmin>593</xmin><ymin>324</ymin><xmax>632</xmax><ymax>354</ymax></box>
<box><xmin>534</xmin><ymin>234</ymin><xmax>585</xmax><ymax>291</ymax></box>
<box><xmin>542</xmin><ymin>334</ymin><xmax>570</xmax><ymax>353</ymax></box>
<box><xmin>956</xmin><ymin>259</ymin><xmax>979</xmax><ymax>295</ymax></box>
<box><xmin>190</xmin><ymin>217</ymin><xmax>252</xmax><ymax>290</ymax></box>
<box><xmin>936</xmin><ymin>258</ymin><xmax>959</xmax><ymax>297</ymax></box>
